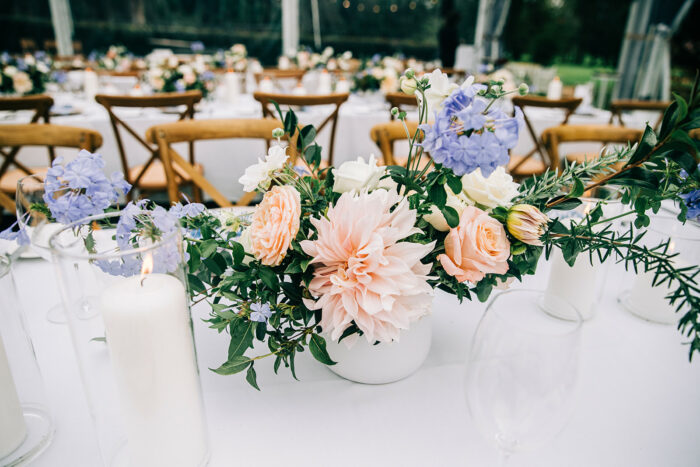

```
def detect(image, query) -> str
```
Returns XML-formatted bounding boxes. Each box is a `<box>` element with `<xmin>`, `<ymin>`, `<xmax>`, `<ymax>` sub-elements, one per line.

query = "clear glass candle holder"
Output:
<box><xmin>619</xmin><ymin>214</ymin><xmax>700</xmax><ymax>324</ymax></box>
<box><xmin>541</xmin><ymin>196</ymin><xmax>625</xmax><ymax>321</ymax></box>
<box><xmin>0</xmin><ymin>256</ymin><xmax>54</xmax><ymax>465</ymax></box>
<box><xmin>49</xmin><ymin>212</ymin><xmax>210</xmax><ymax>467</ymax></box>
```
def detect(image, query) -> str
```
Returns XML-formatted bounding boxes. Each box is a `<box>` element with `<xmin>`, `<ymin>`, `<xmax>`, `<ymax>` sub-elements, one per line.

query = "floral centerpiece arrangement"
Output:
<box><xmin>88</xmin><ymin>45</ymin><xmax>142</xmax><ymax>72</ymax></box>
<box><xmin>280</xmin><ymin>46</ymin><xmax>336</xmax><ymax>70</ymax></box>
<box><xmin>161</xmin><ymin>69</ymin><xmax>698</xmax><ymax>388</ymax></box>
<box><xmin>0</xmin><ymin>52</ymin><xmax>52</xmax><ymax>95</ymax></box>
<box><xmin>146</xmin><ymin>62</ymin><xmax>215</xmax><ymax>97</ymax></box>
<box><xmin>211</xmin><ymin>44</ymin><xmax>248</xmax><ymax>72</ymax></box>
<box><xmin>352</xmin><ymin>55</ymin><xmax>404</xmax><ymax>93</ymax></box>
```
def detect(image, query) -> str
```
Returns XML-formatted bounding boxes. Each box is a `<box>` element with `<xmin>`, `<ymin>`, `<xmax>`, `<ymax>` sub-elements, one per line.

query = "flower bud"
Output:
<box><xmin>506</xmin><ymin>204</ymin><xmax>549</xmax><ymax>246</ymax></box>
<box><xmin>518</xmin><ymin>83</ymin><xmax>529</xmax><ymax>96</ymax></box>
<box><xmin>404</xmin><ymin>68</ymin><xmax>415</xmax><ymax>79</ymax></box>
<box><xmin>390</xmin><ymin>106</ymin><xmax>399</xmax><ymax>116</ymax></box>
<box><xmin>272</xmin><ymin>127</ymin><xmax>284</xmax><ymax>139</ymax></box>
<box><xmin>399</xmin><ymin>76</ymin><xmax>418</xmax><ymax>95</ymax></box>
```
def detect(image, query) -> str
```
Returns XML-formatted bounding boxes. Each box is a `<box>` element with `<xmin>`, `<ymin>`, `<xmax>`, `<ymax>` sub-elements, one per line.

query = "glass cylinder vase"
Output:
<box><xmin>49</xmin><ymin>212</ymin><xmax>209</xmax><ymax>467</ymax></box>
<box><xmin>0</xmin><ymin>256</ymin><xmax>54</xmax><ymax>465</ymax></box>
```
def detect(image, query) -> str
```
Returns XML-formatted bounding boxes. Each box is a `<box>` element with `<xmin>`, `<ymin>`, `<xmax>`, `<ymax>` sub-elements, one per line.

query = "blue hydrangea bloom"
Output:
<box><xmin>43</xmin><ymin>150</ymin><xmax>131</xmax><ymax>224</ymax></box>
<box><xmin>249</xmin><ymin>302</ymin><xmax>272</xmax><ymax>322</ymax></box>
<box><xmin>681</xmin><ymin>190</ymin><xmax>700</xmax><ymax>220</ymax></box>
<box><xmin>418</xmin><ymin>86</ymin><xmax>522</xmax><ymax>177</ymax></box>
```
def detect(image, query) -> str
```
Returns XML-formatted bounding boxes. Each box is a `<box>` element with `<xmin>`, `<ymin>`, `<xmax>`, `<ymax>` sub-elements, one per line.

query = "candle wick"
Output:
<box><xmin>140</xmin><ymin>276</ymin><xmax>147</xmax><ymax>287</ymax></box>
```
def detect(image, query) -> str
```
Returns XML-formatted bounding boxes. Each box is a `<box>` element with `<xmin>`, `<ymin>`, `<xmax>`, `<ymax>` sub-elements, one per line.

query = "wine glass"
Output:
<box><xmin>464</xmin><ymin>289</ymin><xmax>582</xmax><ymax>465</ymax></box>
<box><xmin>16</xmin><ymin>174</ymin><xmax>67</xmax><ymax>324</ymax></box>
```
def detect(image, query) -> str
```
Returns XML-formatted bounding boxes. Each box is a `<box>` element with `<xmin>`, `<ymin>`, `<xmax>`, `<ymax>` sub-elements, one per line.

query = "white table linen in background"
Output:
<box><xmin>0</xmin><ymin>93</ymin><xmax>655</xmax><ymax>202</ymax></box>
<box><xmin>12</xmin><ymin>255</ymin><xmax>700</xmax><ymax>467</ymax></box>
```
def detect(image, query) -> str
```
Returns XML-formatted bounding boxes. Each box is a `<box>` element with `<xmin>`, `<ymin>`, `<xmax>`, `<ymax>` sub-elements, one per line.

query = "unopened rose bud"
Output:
<box><xmin>404</xmin><ymin>68</ymin><xmax>415</xmax><ymax>79</ymax></box>
<box><xmin>518</xmin><ymin>83</ymin><xmax>529</xmax><ymax>96</ymax></box>
<box><xmin>506</xmin><ymin>204</ymin><xmax>549</xmax><ymax>246</ymax></box>
<box><xmin>272</xmin><ymin>128</ymin><xmax>284</xmax><ymax>138</ymax></box>
<box><xmin>399</xmin><ymin>76</ymin><xmax>418</xmax><ymax>95</ymax></box>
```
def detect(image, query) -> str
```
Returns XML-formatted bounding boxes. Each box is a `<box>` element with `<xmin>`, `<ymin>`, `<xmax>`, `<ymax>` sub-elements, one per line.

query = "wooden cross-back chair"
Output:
<box><xmin>385</xmin><ymin>92</ymin><xmax>419</xmax><ymax>120</ymax></box>
<box><xmin>507</xmin><ymin>96</ymin><xmax>583</xmax><ymax>180</ymax></box>
<box><xmin>370</xmin><ymin>121</ymin><xmax>428</xmax><ymax>168</ymax></box>
<box><xmin>146</xmin><ymin>118</ymin><xmax>298</xmax><ymax>207</ymax></box>
<box><xmin>609</xmin><ymin>99</ymin><xmax>670</xmax><ymax>131</ymax></box>
<box><xmin>95</xmin><ymin>91</ymin><xmax>203</xmax><ymax>201</ymax></box>
<box><xmin>253</xmin><ymin>68</ymin><xmax>306</xmax><ymax>87</ymax></box>
<box><xmin>0</xmin><ymin>124</ymin><xmax>103</xmax><ymax>213</ymax></box>
<box><xmin>254</xmin><ymin>92</ymin><xmax>349</xmax><ymax>167</ymax></box>
<box><xmin>541</xmin><ymin>124</ymin><xmax>643</xmax><ymax>169</ymax></box>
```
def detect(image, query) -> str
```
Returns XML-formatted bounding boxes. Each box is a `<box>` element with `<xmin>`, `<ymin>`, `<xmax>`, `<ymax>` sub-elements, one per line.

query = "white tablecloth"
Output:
<box><xmin>1</xmin><ymin>93</ymin><xmax>656</xmax><ymax>202</ymax></box>
<box><xmin>11</xmin><ymin>254</ymin><xmax>700</xmax><ymax>466</ymax></box>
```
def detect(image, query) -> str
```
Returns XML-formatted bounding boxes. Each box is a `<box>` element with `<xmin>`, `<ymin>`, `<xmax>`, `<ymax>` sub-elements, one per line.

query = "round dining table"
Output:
<box><xmin>10</xmin><ymin>244</ymin><xmax>700</xmax><ymax>466</ymax></box>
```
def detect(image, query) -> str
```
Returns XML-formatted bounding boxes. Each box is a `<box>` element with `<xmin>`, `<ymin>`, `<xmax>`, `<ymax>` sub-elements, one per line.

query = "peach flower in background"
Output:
<box><xmin>249</xmin><ymin>185</ymin><xmax>301</xmax><ymax>266</ymax></box>
<box><xmin>438</xmin><ymin>206</ymin><xmax>510</xmax><ymax>283</ymax></box>
<box><xmin>300</xmin><ymin>189</ymin><xmax>435</xmax><ymax>345</ymax></box>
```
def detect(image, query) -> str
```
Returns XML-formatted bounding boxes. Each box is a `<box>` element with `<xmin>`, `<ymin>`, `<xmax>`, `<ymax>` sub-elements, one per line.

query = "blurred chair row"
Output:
<box><xmin>0</xmin><ymin>90</ymin><xmax>674</xmax><ymax>213</ymax></box>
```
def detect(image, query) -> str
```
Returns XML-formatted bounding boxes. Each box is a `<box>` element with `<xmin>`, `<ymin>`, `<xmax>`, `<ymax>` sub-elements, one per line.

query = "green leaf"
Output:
<box><xmin>308</xmin><ymin>334</ymin><xmax>336</xmax><ymax>366</ymax></box>
<box><xmin>85</xmin><ymin>231</ymin><xmax>96</xmax><ymax>254</ymax></box>
<box><xmin>300</xmin><ymin>124</ymin><xmax>317</xmax><ymax>146</ymax></box>
<box><xmin>188</xmin><ymin>274</ymin><xmax>207</xmax><ymax>293</ymax></box>
<box><xmin>627</xmin><ymin>125</ymin><xmax>657</xmax><ymax>165</ymax></box>
<box><xmin>429</xmin><ymin>183</ymin><xmax>447</xmax><ymax>208</ymax></box>
<box><xmin>211</xmin><ymin>356</ymin><xmax>251</xmax><ymax>375</ymax></box>
<box><xmin>271</xmin><ymin>100</ymin><xmax>284</xmax><ymax>122</ymax></box>
<box><xmin>547</xmin><ymin>196</ymin><xmax>582</xmax><ymax>211</ymax></box>
<box><xmin>259</xmin><ymin>267</ymin><xmax>279</xmax><ymax>290</ymax></box>
<box><xmin>228</xmin><ymin>319</ymin><xmax>255</xmax><ymax>359</ymax></box>
<box><xmin>230</xmin><ymin>241</ymin><xmax>245</xmax><ymax>265</ymax></box>
<box><xmin>441</xmin><ymin>206</ymin><xmax>460</xmax><ymax>228</ymax></box>
<box><xmin>567</xmin><ymin>177</ymin><xmax>585</xmax><ymax>198</ymax></box>
<box><xmin>200</xmin><ymin>239</ymin><xmax>218</xmax><ymax>257</ymax></box>
<box><xmin>446</xmin><ymin>176</ymin><xmax>462</xmax><ymax>195</ymax></box>
<box><xmin>246</xmin><ymin>363</ymin><xmax>260</xmax><ymax>390</ymax></box>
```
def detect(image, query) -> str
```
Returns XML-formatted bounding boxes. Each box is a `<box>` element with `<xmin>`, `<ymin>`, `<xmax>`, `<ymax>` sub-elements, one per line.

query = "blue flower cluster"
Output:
<box><xmin>419</xmin><ymin>86</ymin><xmax>523</xmax><ymax>177</ymax></box>
<box><xmin>681</xmin><ymin>190</ymin><xmax>700</xmax><ymax>221</ymax></box>
<box><xmin>44</xmin><ymin>150</ymin><xmax>131</xmax><ymax>224</ymax></box>
<box><xmin>0</xmin><ymin>216</ymin><xmax>30</xmax><ymax>246</ymax></box>
<box><xmin>95</xmin><ymin>199</ymin><xmax>205</xmax><ymax>277</ymax></box>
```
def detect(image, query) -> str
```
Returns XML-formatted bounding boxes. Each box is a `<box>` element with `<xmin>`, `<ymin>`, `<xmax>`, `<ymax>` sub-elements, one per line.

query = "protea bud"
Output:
<box><xmin>506</xmin><ymin>204</ymin><xmax>549</xmax><ymax>246</ymax></box>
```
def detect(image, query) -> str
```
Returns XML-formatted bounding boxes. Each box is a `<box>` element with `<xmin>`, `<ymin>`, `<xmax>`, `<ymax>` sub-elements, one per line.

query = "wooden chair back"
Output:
<box><xmin>253</xmin><ymin>68</ymin><xmax>306</xmax><ymax>86</ymax></box>
<box><xmin>253</xmin><ymin>92</ymin><xmax>349</xmax><ymax>166</ymax></box>
<box><xmin>146</xmin><ymin>118</ymin><xmax>297</xmax><ymax>207</ymax></box>
<box><xmin>609</xmin><ymin>99</ymin><xmax>670</xmax><ymax>131</ymax></box>
<box><xmin>95</xmin><ymin>91</ymin><xmax>202</xmax><ymax>198</ymax></box>
<box><xmin>385</xmin><ymin>92</ymin><xmax>419</xmax><ymax>120</ymax></box>
<box><xmin>509</xmin><ymin>95</ymin><xmax>583</xmax><ymax>175</ymax></box>
<box><xmin>0</xmin><ymin>124</ymin><xmax>103</xmax><ymax>210</ymax></box>
<box><xmin>541</xmin><ymin>124</ymin><xmax>643</xmax><ymax>169</ymax></box>
<box><xmin>0</xmin><ymin>95</ymin><xmax>54</xmax><ymax>123</ymax></box>
<box><xmin>370</xmin><ymin>121</ymin><xmax>421</xmax><ymax>166</ymax></box>
<box><xmin>20</xmin><ymin>39</ymin><xmax>37</xmax><ymax>53</ymax></box>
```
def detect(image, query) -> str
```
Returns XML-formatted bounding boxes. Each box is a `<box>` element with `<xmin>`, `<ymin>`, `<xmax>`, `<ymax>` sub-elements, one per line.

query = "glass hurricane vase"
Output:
<box><xmin>49</xmin><ymin>212</ymin><xmax>210</xmax><ymax>467</ymax></box>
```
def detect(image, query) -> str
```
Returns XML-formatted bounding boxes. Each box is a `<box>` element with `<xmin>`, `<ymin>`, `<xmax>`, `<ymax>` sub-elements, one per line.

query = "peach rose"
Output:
<box><xmin>438</xmin><ymin>206</ymin><xmax>510</xmax><ymax>283</ymax></box>
<box><xmin>249</xmin><ymin>185</ymin><xmax>301</xmax><ymax>266</ymax></box>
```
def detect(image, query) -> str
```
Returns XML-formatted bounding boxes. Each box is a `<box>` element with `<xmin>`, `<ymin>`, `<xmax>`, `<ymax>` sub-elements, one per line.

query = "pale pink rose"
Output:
<box><xmin>300</xmin><ymin>190</ymin><xmax>435</xmax><ymax>345</ymax></box>
<box><xmin>249</xmin><ymin>185</ymin><xmax>301</xmax><ymax>266</ymax></box>
<box><xmin>438</xmin><ymin>206</ymin><xmax>510</xmax><ymax>283</ymax></box>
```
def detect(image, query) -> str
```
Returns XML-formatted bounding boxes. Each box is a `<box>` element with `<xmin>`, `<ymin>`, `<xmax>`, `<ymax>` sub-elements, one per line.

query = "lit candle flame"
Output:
<box><xmin>140</xmin><ymin>254</ymin><xmax>153</xmax><ymax>285</ymax></box>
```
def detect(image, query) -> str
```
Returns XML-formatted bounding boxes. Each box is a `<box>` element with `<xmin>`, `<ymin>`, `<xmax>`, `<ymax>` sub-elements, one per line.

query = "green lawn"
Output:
<box><xmin>554</xmin><ymin>64</ymin><xmax>615</xmax><ymax>86</ymax></box>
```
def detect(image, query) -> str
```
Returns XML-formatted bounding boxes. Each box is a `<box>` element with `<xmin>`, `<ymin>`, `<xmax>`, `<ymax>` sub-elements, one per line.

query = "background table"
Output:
<box><xmin>12</xmin><ymin>250</ymin><xmax>700</xmax><ymax>466</ymax></box>
<box><xmin>1</xmin><ymin>92</ymin><xmax>657</xmax><ymax>202</ymax></box>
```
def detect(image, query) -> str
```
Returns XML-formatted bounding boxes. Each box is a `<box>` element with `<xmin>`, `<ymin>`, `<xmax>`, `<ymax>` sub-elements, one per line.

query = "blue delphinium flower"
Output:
<box><xmin>0</xmin><ymin>218</ymin><xmax>30</xmax><ymax>246</ymax></box>
<box><xmin>249</xmin><ymin>302</ymin><xmax>272</xmax><ymax>322</ymax></box>
<box><xmin>681</xmin><ymin>190</ymin><xmax>700</xmax><ymax>220</ymax></box>
<box><xmin>418</xmin><ymin>85</ymin><xmax>523</xmax><ymax>177</ymax></box>
<box><xmin>43</xmin><ymin>150</ymin><xmax>131</xmax><ymax>224</ymax></box>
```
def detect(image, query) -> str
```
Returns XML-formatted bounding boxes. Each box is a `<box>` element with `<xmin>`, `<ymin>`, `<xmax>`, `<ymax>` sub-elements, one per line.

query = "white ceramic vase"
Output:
<box><xmin>323</xmin><ymin>314</ymin><xmax>432</xmax><ymax>384</ymax></box>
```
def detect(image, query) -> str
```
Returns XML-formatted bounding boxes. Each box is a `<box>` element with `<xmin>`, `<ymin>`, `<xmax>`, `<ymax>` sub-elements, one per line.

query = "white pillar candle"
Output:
<box><xmin>292</xmin><ymin>83</ymin><xmax>307</xmax><ymax>95</ymax></box>
<box><xmin>258</xmin><ymin>77</ymin><xmax>274</xmax><ymax>93</ymax></box>
<box><xmin>547</xmin><ymin>76</ymin><xmax>562</xmax><ymax>100</ymax></box>
<box><xmin>223</xmin><ymin>69</ymin><xmax>240</xmax><ymax>105</ymax></box>
<box><xmin>83</xmin><ymin>68</ymin><xmax>99</xmax><ymax>102</ymax></box>
<box><xmin>317</xmin><ymin>69</ymin><xmax>332</xmax><ymax>94</ymax></box>
<box><xmin>542</xmin><ymin>249</ymin><xmax>599</xmax><ymax>320</ymax></box>
<box><xmin>100</xmin><ymin>273</ymin><xmax>208</xmax><ymax>467</ymax></box>
<box><xmin>335</xmin><ymin>77</ymin><xmax>351</xmax><ymax>94</ymax></box>
<box><xmin>0</xmin><ymin>333</ymin><xmax>27</xmax><ymax>459</ymax></box>
<box><xmin>278</xmin><ymin>56</ymin><xmax>291</xmax><ymax>70</ymax></box>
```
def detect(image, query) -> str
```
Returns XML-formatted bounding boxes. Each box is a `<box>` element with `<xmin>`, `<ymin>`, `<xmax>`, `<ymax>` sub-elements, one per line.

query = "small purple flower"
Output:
<box><xmin>249</xmin><ymin>302</ymin><xmax>272</xmax><ymax>322</ymax></box>
<box><xmin>170</xmin><ymin>201</ymin><xmax>205</xmax><ymax>218</ymax></box>
<box><xmin>0</xmin><ymin>218</ymin><xmax>30</xmax><ymax>246</ymax></box>
<box><xmin>681</xmin><ymin>190</ymin><xmax>700</xmax><ymax>220</ymax></box>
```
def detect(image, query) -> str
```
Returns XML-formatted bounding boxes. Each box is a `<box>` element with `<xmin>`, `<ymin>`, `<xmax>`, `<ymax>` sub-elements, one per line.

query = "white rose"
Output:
<box><xmin>461</xmin><ymin>166</ymin><xmax>519</xmax><ymax>210</ymax></box>
<box><xmin>238</xmin><ymin>144</ymin><xmax>289</xmax><ymax>192</ymax></box>
<box><xmin>423</xmin><ymin>187</ymin><xmax>471</xmax><ymax>231</ymax></box>
<box><xmin>4</xmin><ymin>66</ymin><xmax>17</xmax><ymax>77</ymax></box>
<box><xmin>332</xmin><ymin>154</ymin><xmax>385</xmax><ymax>194</ymax></box>
<box><xmin>12</xmin><ymin>72</ymin><xmax>33</xmax><ymax>94</ymax></box>
<box><xmin>425</xmin><ymin>69</ymin><xmax>459</xmax><ymax>115</ymax></box>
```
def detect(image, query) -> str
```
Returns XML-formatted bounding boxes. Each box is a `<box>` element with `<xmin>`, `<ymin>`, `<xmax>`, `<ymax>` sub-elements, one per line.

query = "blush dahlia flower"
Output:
<box><xmin>300</xmin><ymin>190</ymin><xmax>435</xmax><ymax>345</ymax></box>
